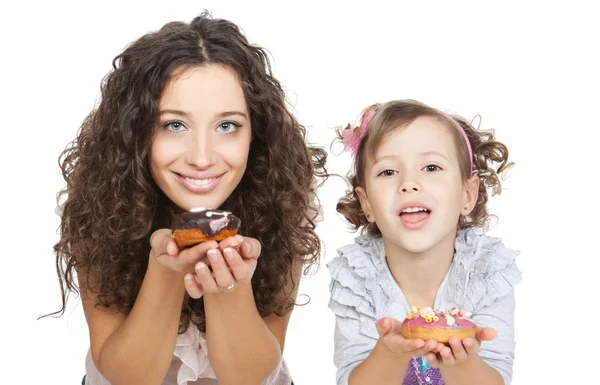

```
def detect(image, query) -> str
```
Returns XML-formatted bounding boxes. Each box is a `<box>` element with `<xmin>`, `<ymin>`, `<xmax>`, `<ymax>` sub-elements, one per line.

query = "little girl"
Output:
<box><xmin>47</xmin><ymin>12</ymin><xmax>326</xmax><ymax>385</ymax></box>
<box><xmin>328</xmin><ymin>100</ymin><xmax>521</xmax><ymax>385</ymax></box>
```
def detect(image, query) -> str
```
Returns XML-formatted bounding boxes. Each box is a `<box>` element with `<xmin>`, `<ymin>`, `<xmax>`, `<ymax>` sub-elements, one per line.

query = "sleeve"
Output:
<box><xmin>453</xmin><ymin>229</ymin><xmax>522</xmax><ymax>385</ymax></box>
<box><xmin>327</xmin><ymin>243</ymin><xmax>381</xmax><ymax>385</ymax></box>
<box><xmin>472</xmin><ymin>290</ymin><xmax>517</xmax><ymax>385</ymax></box>
<box><xmin>332</xmin><ymin>315</ymin><xmax>378</xmax><ymax>385</ymax></box>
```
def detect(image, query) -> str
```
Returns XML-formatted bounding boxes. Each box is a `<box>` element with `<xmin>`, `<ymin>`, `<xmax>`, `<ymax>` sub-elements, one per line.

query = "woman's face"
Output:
<box><xmin>150</xmin><ymin>64</ymin><xmax>252</xmax><ymax>212</ymax></box>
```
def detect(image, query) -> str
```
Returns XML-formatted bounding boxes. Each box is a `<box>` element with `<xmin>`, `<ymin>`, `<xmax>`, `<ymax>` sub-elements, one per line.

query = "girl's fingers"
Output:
<box><xmin>402</xmin><ymin>337</ymin><xmax>425</xmax><ymax>351</ymax></box>
<box><xmin>194</xmin><ymin>262</ymin><xmax>219</xmax><ymax>292</ymax></box>
<box><xmin>463</xmin><ymin>337</ymin><xmax>479</xmax><ymax>355</ymax></box>
<box><xmin>184</xmin><ymin>274</ymin><xmax>204</xmax><ymax>299</ymax></box>
<box><xmin>423</xmin><ymin>339</ymin><xmax>439</xmax><ymax>353</ymax></box>
<box><xmin>206</xmin><ymin>249</ymin><xmax>235</xmax><ymax>290</ymax></box>
<box><xmin>440</xmin><ymin>345</ymin><xmax>456</xmax><ymax>366</ymax></box>
<box><xmin>426</xmin><ymin>352</ymin><xmax>441</xmax><ymax>368</ymax></box>
<box><xmin>449</xmin><ymin>336</ymin><xmax>468</xmax><ymax>362</ymax></box>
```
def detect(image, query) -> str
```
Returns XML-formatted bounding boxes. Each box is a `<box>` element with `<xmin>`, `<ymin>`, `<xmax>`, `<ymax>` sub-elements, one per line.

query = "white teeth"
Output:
<box><xmin>185</xmin><ymin>177</ymin><xmax>217</xmax><ymax>186</ymax></box>
<box><xmin>402</xmin><ymin>207</ymin><xmax>429</xmax><ymax>213</ymax></box>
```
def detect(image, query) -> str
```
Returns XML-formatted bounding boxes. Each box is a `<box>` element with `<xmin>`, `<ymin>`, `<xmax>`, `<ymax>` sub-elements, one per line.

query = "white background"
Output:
<box><xmin>1</xmin><ymin>1</ymin><xmax>599</xmax><ymax>384</ymax></box>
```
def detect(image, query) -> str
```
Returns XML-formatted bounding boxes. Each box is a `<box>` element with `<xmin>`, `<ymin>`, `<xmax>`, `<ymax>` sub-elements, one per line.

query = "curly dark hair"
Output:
<box><xmin>336</xmin><ymin>99</ymin><xmax>512</xmax><ymax>236</ymax></box>
<box><xmin>47</xmin><ymin>12</ymin><xmax>327</xmax><ymax>333</ymax></box>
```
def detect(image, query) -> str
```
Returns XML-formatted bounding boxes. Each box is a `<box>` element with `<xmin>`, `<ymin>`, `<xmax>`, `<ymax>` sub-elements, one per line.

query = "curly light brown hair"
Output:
<box><xmin>48</xmin><ymin>12</ymin><xmax>327</xmax><ymax>333</ymax></box>
<box><xmin>336</xmin><ymin>99</ymin><xmax>512</xmax><ymax>236</ymax></box>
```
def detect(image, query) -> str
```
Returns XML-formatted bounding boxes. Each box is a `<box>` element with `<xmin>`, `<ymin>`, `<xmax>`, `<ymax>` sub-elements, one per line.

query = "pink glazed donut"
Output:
<box><xmin>402</xmin><ymin>306</ymin><xmax>477</xmax><ymax>343</ymax></box>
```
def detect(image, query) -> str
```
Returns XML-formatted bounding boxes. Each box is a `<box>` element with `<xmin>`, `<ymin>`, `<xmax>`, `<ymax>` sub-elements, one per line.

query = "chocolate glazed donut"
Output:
<box><xmin>172</xmin><ymin>208</ymin><xmax>241</xmax><ymax>248</ymax></box>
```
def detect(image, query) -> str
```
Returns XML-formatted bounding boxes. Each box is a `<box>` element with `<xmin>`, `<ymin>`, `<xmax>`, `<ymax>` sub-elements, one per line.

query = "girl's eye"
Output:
<box><xmin>165</xmin><ymin>121</ymin><xmax>187</xmax><ymax>132</ymax></box>
<box><xmin>217</xmin><ymin>121</ymin><xmax>240</xmax><ymax>133</ymax></box>
<box><xmin>423</xmin><ymin>165</ymin><xmax>441</xmax><ymax>172</ymax></box>
<box><xmin>378</xmin><ymin>169</ymin><xmax>397</xmax><ymax>177</ymax></box>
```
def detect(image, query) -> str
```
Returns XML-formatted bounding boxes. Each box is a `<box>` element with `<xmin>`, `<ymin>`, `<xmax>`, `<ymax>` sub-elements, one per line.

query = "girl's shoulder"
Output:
<box><xmin>326</xmin><ymin>235</ymin><xmax>393</xmax><ymax>339</ymax></box>
<box><xmin>329</xmin><ymin>234</ymin><xmax>387</xmax><ymax>278</ymax></box>
<box><xmin>446</xmin><ymin>228</ymin><xmax>522</xmax><ymax>311</ymax></box>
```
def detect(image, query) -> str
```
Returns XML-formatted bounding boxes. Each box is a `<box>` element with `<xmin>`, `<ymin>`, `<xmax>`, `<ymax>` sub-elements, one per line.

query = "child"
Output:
<box><xmin>328</xmin><ymin>100</ymin><xmax>521</xmax><ymax>385</ymax></box>
<box><xmin>47</xmin><ymin>12</ymin><xmax>326</xmax><ymax>385</ymax></box>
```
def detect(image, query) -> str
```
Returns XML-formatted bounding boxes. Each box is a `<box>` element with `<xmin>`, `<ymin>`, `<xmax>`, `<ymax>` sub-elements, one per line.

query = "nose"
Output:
<box><xmin>186</xmin><ymin>130</ymin><xmax>217</xmax><ymax>169</ymax></box>
<box><xmin>399</xmin><ymin>172</ymin><xmax>420</xmax><ymax>194</ymax></box>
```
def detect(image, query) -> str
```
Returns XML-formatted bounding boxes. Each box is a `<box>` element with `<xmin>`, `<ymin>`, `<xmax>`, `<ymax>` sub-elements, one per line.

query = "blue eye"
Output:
<box><xmin>165</xmin><ymin>121</ymin><xmax>186</xmax><ymax>132</ymax></box>
<box><xmin>423</xmin><ymin>165</ymin><xmax>442</xmax><ymax>172</ymax></box>
<box><xmin>217</xmin><ymin>121</ymin><xmax>239</xmax><ymax>133</ymax></box>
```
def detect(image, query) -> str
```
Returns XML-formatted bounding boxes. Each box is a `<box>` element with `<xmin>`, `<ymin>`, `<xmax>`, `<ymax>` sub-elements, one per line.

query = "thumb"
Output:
<box><xmin>376</xmin><ymin>317</ymin><xmax>403</xmax><ymax>338</ymax></box>
<box><xmin>476</xmin><ymin>327</ymin><xmax>497</xmax><ymax>341</ymax></box>
<box><xmin>150</xmin><ymin>228</ymin><xmax>179</xmax><ymax>257</ymax></box>
<box><xmin>376</xmin><ymin>317</ymin><xmax>391</xmax><ymax>337</ymax></box>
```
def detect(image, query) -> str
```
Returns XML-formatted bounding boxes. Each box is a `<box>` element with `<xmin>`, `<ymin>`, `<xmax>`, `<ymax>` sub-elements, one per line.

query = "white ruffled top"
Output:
<box><xmin>327</xmin><ymin>228</ymin><xmax>522</xmax><ymax>385</ymax></box>
<box><xmin>84</xmin><ymin>323</ymin><xmax>291</xmax><ymax>384</ymax></box>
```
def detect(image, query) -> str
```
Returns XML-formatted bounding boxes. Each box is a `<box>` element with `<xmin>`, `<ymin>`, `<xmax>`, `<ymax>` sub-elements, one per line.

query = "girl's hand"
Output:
<box><xmin>149</xmin><ymin>229</ymin><xmax>218</xmax><ymax>274</ymax></box>
<box><xmin>425</xmin><ymin>327</ymin><xmax>497</xmax><ymax>367</ymax></box>
<box><xmin>376</xmin><ymin>317</ymin><xmax>444</xmax><ymax>359</ymax></box>
<box><xmin>184</xmin><ymin>235</ymin><xmax>262</xmax><ymax>299</ymax></box>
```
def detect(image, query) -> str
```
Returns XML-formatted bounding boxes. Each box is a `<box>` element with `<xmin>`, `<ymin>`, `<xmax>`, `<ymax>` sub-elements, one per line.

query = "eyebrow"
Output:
<box><xmin>419</xmin><ymin>151</ymin><xmax>449</xmax><ymax>161</ymax></box>
<box><xmin>159</xmin><ymin>109</ymin><xmax>248</xmax><ymax>120</ymax></box>
<box><xmin>372</xmin><ymin>151</ymin><xmax>449</xmax><ymax>164</ymax></box>
<box><xmin>373</xmin><ymin>155</ymin><xmax>398</xmax><ymax>164</ymax></box>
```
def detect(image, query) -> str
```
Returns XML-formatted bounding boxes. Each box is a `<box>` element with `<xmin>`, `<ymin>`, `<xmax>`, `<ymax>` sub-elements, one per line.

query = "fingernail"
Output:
<box><xmin>185</xmin><ymin>275</ymin><xmax>193</xmax><ymax>284</ymax></box>
<box><xmin>244</xmin><ymin>241</ymin><xmax>252</xmax><ymax>254</ymax></box>
<box><xmin>229</xmin><ymin>235</ymin><xmax>243</xmax><ymax>247</ymax></box>
<box><xmin>207</xmin><ymin>249</ymin><xmax>218</xmax><ymax>262</ymax></box>
<box><xmin>223</xmin><ymin>248</ymin><xmax>233</xmax><ymax>260</ymax></box>
<box><xmin>196</xmin><ymin>263</ymin><xmax>206</xmax><ymax>273</ymax></box>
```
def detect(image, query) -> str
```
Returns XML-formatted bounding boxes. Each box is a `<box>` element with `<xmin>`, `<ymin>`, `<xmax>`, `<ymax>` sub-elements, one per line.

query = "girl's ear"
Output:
<box><xmin>355</xmin><ymin>186</ymin><xmax>375</xmax><ymax>222</ymax></box>
<box><xmin>461</xmin><ymin>175</ymin><xmax>480</xmax><ymax>215</ymax></box>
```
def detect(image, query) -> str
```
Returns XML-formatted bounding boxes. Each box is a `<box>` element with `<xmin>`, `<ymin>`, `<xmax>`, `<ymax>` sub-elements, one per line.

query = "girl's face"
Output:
<box><xmin>356</xmin><ymin>116</ymin><xmax>478</xmax><ymax>254</ymax></box>
<box><xmin>150</xmin><ymin>64</ymin><xmax>252</xmax><ymax>212</ymax></box>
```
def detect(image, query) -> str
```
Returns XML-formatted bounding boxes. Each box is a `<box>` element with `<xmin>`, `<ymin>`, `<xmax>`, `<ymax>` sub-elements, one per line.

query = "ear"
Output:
<box><xmin>461</xmin><ymin>175</ymin><xmax>480</xmax><ymax>215</ymax></box>
<box><xmin>355</xmin><ymin>186</ymin><xmax>375</xmax><ymax>223</ymax></box>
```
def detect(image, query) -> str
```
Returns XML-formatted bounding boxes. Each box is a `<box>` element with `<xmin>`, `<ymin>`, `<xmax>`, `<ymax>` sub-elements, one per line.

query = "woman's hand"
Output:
<box><xmin>425</xmin><ymin>327</ymin><xmax>497</xmax><ymax>367</ymax></box>
<box><xmin>376</xmin><ymin>317</ymin><xmax>444</xmax><ymax>359</ymax></box>
<box><xmin>184</xmin><ymin>235</ymin><xmax>262</xmax><ymax>298</ymax></box>
<box><xmin>149</xmin><ymin>228</ymin><xmax>218</xmax><ymax>274</ymax></box>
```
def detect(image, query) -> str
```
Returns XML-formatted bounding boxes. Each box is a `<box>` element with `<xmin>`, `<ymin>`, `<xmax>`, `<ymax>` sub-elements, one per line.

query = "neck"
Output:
<box><xmin>383</xmin><ymin>230</ymin><xmax>456</xmax><ymax>302</ymax></box>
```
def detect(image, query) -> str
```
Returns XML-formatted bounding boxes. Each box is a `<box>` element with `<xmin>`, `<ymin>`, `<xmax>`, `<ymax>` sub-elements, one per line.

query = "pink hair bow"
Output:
<box><xmin>342</xmin><ymin>108</ymin><xmax>376</xmax><ymax>158</ymax></box>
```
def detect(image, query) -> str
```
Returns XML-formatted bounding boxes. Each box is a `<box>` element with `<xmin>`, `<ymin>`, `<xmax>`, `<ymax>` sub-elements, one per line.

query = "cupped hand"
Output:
<box><xmin>183</xmin><ymin>235</ymin><xmax>262</xmax><ymax>298</ymax></box>
<box><xmin>149</xmin><ymin>228</ymin><xmax>218</xmax><ymax>274</ymax></box>
<box><xmin>376</xmin><ymin>317</ymin><xmax>444</xmax><ymax>359</ymax></box>
<box><xmin>425</xmin><ymin>327</ymin><xmax>497</xmax><ymax>367</ymax></box>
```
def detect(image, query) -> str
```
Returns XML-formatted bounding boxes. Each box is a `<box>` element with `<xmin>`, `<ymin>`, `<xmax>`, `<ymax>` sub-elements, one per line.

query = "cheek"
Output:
<box><xmin>150</xmin><ymin>134</ymin><xmax>181</xmax><ymax>166</ymax></box>
<box><xmin>227</xmin><ymin>136</ymin><xmax>251</xmax><ymax>169</ymax></box>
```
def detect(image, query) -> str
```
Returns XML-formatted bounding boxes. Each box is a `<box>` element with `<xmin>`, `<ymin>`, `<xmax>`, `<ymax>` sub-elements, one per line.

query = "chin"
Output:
<box><xmin>402</xmin><ymin>241</ymin><xmax>435</xmax><ymax>254</ymax></box>
<box><xmin>384</xmin><ymin>232</ymin><xmax>437</xmax><ymax>254</ymax></box>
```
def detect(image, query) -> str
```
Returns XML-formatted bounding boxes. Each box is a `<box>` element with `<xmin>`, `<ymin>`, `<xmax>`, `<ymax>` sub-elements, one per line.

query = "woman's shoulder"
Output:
<box><xmin>445</xmin><ymin>228</ymin><xmax>522</xmax><ymax>311</ymax></box>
